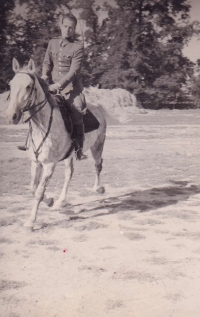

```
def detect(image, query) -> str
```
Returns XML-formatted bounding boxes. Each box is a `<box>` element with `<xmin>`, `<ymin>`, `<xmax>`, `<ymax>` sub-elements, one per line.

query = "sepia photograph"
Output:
<box><xmin>1</xmin><ymin>0</ymin><xmax>200</xmax><ymax>316</ymax></box>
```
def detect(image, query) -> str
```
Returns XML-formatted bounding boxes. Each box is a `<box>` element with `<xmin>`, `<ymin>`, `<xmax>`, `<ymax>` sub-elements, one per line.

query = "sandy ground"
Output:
<box><xmin>0</xmin><ymin>110</ymin><xmax>200</xmax><ymax>317</ymax></box>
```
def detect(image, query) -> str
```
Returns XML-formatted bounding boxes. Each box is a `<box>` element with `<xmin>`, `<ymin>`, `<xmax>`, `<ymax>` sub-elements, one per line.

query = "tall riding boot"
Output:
<box><xmin>74</xmin><ymin>123</ymin><xmax>87</xmax><ymax>160</ymax></box>
<box><xmin>18</xmin><ymin>131</ymin><xmax>29</xmax><ymax>151</ymax></box>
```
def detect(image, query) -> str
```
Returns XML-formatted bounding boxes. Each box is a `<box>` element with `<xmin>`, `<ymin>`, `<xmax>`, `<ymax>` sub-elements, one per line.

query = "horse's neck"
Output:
<box><xmin>29</xmin><ymin>79</ymin><xmax>52</xmax><ymax>130</ymax></box>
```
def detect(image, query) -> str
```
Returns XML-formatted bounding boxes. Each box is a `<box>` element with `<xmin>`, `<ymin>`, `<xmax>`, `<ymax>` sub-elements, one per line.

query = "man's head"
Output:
<box><xmin>59</xmin><ymin>13</ymin><xmax>77</xmax><ymax>40</ymax></box>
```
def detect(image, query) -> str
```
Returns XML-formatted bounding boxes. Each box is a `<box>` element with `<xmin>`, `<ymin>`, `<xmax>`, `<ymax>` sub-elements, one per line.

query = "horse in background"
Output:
<box><xmin>6</xmin><ymin>58</ymin><xmax>106</xmax><ymax>229</ymax></box>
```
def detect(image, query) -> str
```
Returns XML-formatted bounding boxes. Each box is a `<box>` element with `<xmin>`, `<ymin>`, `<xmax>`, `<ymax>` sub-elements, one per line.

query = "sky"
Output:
<box><xmin>182</xmin><ymin>0</ymin><xmax>200</xmax><ymax>62</ymax></box>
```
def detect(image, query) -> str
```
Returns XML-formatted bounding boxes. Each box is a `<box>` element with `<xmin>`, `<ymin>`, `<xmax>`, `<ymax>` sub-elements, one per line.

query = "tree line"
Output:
<box><xmin>1</xmin><ymin>0</ymin><xmax>200</xmax><ymax>108</ymax></box>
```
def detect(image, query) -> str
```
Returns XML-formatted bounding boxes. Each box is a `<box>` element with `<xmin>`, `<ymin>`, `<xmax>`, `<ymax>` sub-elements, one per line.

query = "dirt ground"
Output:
<box><xmin>1</xmin><ymin>109</ymin><xmax>200</xmax><ymax>317</ymax></box>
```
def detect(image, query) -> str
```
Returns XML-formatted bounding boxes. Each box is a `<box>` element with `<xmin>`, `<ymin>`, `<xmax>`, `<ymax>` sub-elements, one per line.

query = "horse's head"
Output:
<box><xmin>6</xmin><ymin>58</ymin><xmax>36</xmax><ymax>124</ymax></box>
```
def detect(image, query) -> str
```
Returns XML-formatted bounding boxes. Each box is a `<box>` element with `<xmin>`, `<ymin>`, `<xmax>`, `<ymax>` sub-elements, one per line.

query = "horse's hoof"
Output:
<box><xmin>24</xmin><ymin>226</ymin><xmax>33</xmax><ymax>233</ymax></box>
<box><xmin>51</xmin><ymin>202</ymin><xmax>62</xmax><ymax>210</ymax></box>
<box><xmin>96</xmin><ymin>186</ymin><xmax>105</xmax><ymax>194</ymax></box>
<box><xmin>51</xmin><ymin>199</ymin><xmax>69</xmax><ymax>210</ymax></box>
<box><xmin>47</xmin><ymin>197</ymin><xmax>54</xmax><ymax>207</ymax></box>
<box><xmin>23</xmin><ymin>221</ymin><xmax>34</xmax><ymax>230</ymax></box>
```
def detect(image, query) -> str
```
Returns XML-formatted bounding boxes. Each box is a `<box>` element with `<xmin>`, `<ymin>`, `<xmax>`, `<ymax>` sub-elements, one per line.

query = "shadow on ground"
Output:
<box><xmin>68</xmin><ymin>181</ymin><xmax>200</xmax><ymax>221</ymax></box>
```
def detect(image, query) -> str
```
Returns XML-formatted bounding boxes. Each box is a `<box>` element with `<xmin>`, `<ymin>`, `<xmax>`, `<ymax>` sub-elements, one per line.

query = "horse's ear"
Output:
<box><xmin>27</xmin><ymin>59</ymin><xmax>36</xmax><ymax>73</ymax></box>
<box><xmin>12</xmin><ymin>58</ymin><xmax>20</xmax><ymax>73</ymax></box>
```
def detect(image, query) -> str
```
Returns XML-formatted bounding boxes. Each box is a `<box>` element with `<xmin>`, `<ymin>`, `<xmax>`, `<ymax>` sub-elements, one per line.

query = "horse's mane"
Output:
<box><xmin>36</xmin><ymin>74</ymin><xmax>59</xmax><ymax>108</ymax></box>
<box><xmin>36</xmin><ymin>74</ymin><xmax>50</xmax><ymax>96</ymax></box>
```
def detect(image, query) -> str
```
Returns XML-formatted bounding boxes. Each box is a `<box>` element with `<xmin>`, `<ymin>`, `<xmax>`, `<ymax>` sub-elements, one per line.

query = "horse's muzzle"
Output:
<box><xmin>6</xmin><ymin>111</ymin><xmax>22</xmax><ymax>124</ymax></box>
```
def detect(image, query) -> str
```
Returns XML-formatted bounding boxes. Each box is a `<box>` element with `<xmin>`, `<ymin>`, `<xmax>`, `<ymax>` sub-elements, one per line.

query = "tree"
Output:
<box><xmin>0</xmin><ymin>0</ymin><xmax>16</xmax><ymax>91</ymax></box>
<box><xmin>189</xmin><ymin>59</ymin><xmax>200</xmax><ymax>108</ymax></box>
<box><xmin>1</xmin><ymin>0</ymin><xmax>199</xmax><ymax>109</ymax></box>
<box><xmin>78</xmin><ymin>0</ymin><xmax>199</xmax><ymax>107</ymax></box>
<box><xmin>74</xmin><ymin>0</ymin><xmax>103</xmax><ymax>86</ymax></box>
<box><xmin>0</xmin><ymin>0</ymin><xmax>72</xmax><ymax>92</ymax></box>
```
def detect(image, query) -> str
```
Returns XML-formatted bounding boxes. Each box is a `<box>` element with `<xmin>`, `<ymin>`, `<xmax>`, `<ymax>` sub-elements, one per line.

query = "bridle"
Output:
<box><xmin>17</xmin><ymin>72</ymin><xmax>49</xmax><ymax>123</ymax></box>
<box><xmin>12</xmin><ymin>71</ymin><xmax>54</xmax><ymax>160</ymax></box>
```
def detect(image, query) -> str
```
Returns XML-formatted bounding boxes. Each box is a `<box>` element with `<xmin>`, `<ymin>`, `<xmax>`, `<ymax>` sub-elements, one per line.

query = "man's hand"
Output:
<box><xmin>48</xmin><ymin>83</ymin><xmax>61</xmax><ymax>94</ymax></box>
<box><xmin>41</xmin><ymin>75</ymin><xmax>48</xmax><ymax>81</ymax></box>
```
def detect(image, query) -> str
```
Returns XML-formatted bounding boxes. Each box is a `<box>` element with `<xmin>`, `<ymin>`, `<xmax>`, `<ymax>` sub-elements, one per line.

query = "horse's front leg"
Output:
<box><xmin>24</xmin><ymin>162</ymin><xmax>56</xmax><ymax>229</ymax></box>
<box><xmin>30</xmin><ymin>161</ymin><xmax>42</xmax><ymax>195</ymax></box>
<box><xmin>52</xmin><ymin>158</ymin><xmax>74</xmax><ymax>209</ymax></box>
<box><xmin>30</xmin><ymin>161</ymin><xmax>54</xmax><ymax>207</ymax></box>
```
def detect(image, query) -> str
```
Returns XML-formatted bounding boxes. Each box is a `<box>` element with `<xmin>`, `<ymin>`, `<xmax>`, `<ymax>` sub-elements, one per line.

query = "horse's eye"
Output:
<box><xmin>27</xmin><ymin>85</ymin><xmax>31</xmax><ymax>89</ymax></box>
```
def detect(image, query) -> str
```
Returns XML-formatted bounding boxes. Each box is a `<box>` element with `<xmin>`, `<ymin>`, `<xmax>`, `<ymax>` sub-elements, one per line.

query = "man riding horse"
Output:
<box><xmin>19</xmin><ymin>12</ymin><xmax>87</xmax><ymax>160</ymax></box>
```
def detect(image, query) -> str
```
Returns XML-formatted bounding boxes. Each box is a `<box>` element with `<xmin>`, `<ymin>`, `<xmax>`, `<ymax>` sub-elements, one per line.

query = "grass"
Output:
<box><xmin>0</xmin><ymin>158</ymin><xmax>30</xmax><ymax>195</ymax></box>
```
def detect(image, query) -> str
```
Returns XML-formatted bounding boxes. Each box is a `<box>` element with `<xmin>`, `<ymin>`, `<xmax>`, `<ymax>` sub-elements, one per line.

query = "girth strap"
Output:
<box><xmin>59</xmin><ymin>140</ymin><xmax>75</xmax><ymax>161</ymax></box>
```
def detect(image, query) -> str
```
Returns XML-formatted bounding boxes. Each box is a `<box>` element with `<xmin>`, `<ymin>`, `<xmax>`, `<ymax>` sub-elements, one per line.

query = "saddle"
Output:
<box><xmin>54</xmin><ymin>94</ymin><xmax>100</xmax><ymax>135</ymax></box>
<box><xmin>53</xmin><ymin>94</ymin><xmax>100</xmax><ymax>160</ymax></box>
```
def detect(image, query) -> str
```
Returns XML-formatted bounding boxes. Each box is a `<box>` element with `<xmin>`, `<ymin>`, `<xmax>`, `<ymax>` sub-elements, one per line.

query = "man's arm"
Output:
<box><xmin>58</xmin><ymin>44</ymin><xmax>84</xmax><ymax>89</ymax></box>
<box><xmin>42</xmin><ymin>40</ymin><xmax>53</xmax><ymax>78</ymax></box>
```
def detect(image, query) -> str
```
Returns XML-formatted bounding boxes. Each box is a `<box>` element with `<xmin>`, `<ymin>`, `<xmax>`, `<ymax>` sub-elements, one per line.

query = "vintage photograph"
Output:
<box><xmin>1</xmin><ymin>0</ymin><xmax>200</xmax><ymax>316</ymax></box>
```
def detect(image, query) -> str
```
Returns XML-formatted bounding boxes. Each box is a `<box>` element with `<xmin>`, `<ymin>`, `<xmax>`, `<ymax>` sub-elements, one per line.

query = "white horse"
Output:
<box><xmin>6</xmin><ymin>58</ymin><xmax>106</xmax><ymax>229</ymax></box>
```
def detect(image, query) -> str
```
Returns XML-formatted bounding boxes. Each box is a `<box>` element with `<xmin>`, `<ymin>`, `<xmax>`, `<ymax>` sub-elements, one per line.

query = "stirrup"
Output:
<box><xmin>18</xmin><ymin>145</ymin><xmax>28</xmax><ymax>151</ymax></box>
<box><xmin>75</xmin><ymin>149</ymin><xmax>87</xmax><ymax>160</ymax></box>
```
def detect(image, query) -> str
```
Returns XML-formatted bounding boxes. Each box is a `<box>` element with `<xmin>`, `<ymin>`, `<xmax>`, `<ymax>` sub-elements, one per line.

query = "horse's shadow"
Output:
<box><xmin>67</xmin><ymin>181</ymin><xmax>200</xmax><ymax>221</ymax></box>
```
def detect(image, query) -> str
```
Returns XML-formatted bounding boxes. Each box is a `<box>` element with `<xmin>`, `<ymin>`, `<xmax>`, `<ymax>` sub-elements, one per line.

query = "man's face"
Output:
<box><xmin>60</xmin><ymin>18</ymin><xmax>76</xmax><ymax>39</ymax></box>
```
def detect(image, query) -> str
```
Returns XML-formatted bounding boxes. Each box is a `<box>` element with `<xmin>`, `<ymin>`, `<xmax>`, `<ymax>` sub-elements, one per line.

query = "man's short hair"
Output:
<box><xmin>60</xmin><ymin>13</ymin><xmax>77</xmax><ymax>27</ymax></box>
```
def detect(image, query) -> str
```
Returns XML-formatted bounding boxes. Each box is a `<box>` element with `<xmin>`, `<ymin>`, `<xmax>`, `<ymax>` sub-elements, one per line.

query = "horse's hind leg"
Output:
<box><xmin>30</xmin><ymin>161</ymin><xmax>53</xmax><ymax>207</ymax></box>
<box><xmin>24</xmin><ymin>162</ymin><xmax>55</xmax><ymax>228</ymax></box>
<box><xmin>52</xmin><ymin>157</ymin><xmax>74</xmax><ymax>210</ymax></box>
<box><xmin>90</xmin><ymin>138</ymin><xmax>105</xmax><ymax>193</ymax></box>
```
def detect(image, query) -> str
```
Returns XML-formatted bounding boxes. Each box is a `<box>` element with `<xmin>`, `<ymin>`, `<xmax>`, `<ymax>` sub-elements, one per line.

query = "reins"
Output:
<box><xmin>23</xmin><ymin>99</ymin><xmax>48</xmax><ymax>124</ymax></box>
<box><xmin>29</xmin><ymin>105</ymin><xmax>54</xmax><ymax>160</ymax></box>
<box><xmin>16</xmin><ymin>71</ymin><xmax>54</xmax><ymax>160</ymax></box>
